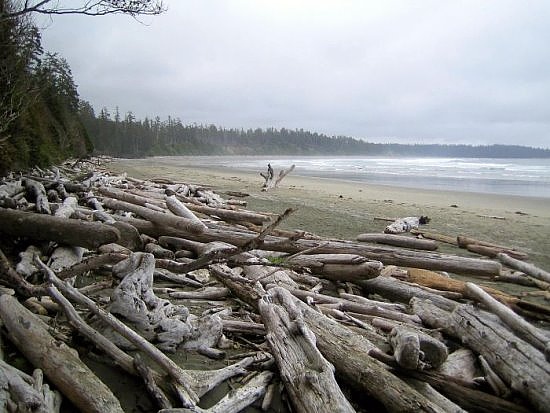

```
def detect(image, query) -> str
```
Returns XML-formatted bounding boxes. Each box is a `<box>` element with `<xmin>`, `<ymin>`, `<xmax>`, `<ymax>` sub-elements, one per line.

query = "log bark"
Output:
<box><xmin>0</xmin><ymin>208</ymin><xmax>120</xmax><ymax>249</ymax></box>
<box><xmin>357</xmin><ymin>233</ymin><xmax>438</xmax><ymax>251</ymax></box>
<box><xmin>0</xmin><ymin>295</ymin><xmax>124</xmax><ymax>413</ymax></box>
<box><xmin>258</xmin><ymin>287</ymin><xmax>355</xmax><ymax>413</ymax></box>
<box><xmin>411</xmin><ymin>297</ymin><xmax>550</xmax><ymax>413</ymax></box>
<box><xmin>389</xmin><ymin>326</ymin><xmax>448</xmax><ymax>370</ymax></box>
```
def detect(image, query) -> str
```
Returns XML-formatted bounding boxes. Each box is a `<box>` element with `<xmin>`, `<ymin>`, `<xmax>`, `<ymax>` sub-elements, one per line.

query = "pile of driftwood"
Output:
<box><xmin>0</xmin><ymin>157</ymin><xmax>549</xmax><ymax>413</ymax></box>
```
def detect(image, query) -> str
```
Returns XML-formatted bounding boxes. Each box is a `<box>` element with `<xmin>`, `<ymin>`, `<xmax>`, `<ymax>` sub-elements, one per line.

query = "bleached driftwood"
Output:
<box><xmin>285</xmin><ymin>253</ymin><xmax>383</xmax><ymax>281</ymax></box>
<box><xmin>0</xmin><ymin>295</ymin><xmax>124</xmax><ymax>413</ymax></box>
<box><xmin>165</xmin><ymin>195</ymin><xmax>207</xmax><ymax>230</ymax></box>
<box><xmin>465</xmin><ymin>282</ymin><xmax>550</xmax><ymax>360</ymax></box>
<box><xmin>436</xmin><ymin>348</ymin><xmax>478</xmax><ymax>383</ymax></box>
<box><xmin>0</xmin><ymin>361</ymin><xmax>62</xmax><ymax>413</ymax></box>
<box><xmin>261</xmin><ymin>164</ymin><xmax>295</xmax><ymax>191</ymax></box>
<box><xmin>357</xmin><ymin>233</ymin><xmax>438</xmax><ymax>251</ymax></box>
<box><xmin>258</xmin><ymin>287</ymin><xmax>355</xmax><ymax>412</ymax></box>
<box><xmin>109</xmin><ymin>253</ymin><xmax>223</xmax><ymax>355</ymax></box>
<box><xmin>102</xmin><ymin>198</ymin><xmax>205</xmax><ymax>235</ymax></box>
<box><xmin>39</xmin><ymin>259</ymin><xmax>199</xmax><ymax>408</ymax></box>
<box><xmin>411</xmin><ymin>297</ymin><xmax>550</xmax><ymax>413</ymax></box>
<box><xmin>389</xmin><ymin>326</ymin><xmax>448</xmax><ymax>370</ymax></box>
<box><xmin>210</xmin><ymin>264</ymin><xmax>446</xmax><ymax>413</ymax></box>
<box><xmin>498</xmin><ymin>252</ymin><xmax>550</xmax><ymax>284</ymax></box>
<box><xmin>458</xmin><ymin>236</ymin><xmax>528</xmax><ymax>260</ymax></box>
<box><xmin>23</xmin><ymin>178</ymin><xmax>51</xmax><ymax>214</ymax></box>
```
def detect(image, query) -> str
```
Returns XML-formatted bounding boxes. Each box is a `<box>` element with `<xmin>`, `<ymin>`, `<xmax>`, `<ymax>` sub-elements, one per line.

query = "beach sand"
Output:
<box><xmin>109</xmin><ymin>157</ymin><xmax>550</xmax><ymax>271</ymax></box>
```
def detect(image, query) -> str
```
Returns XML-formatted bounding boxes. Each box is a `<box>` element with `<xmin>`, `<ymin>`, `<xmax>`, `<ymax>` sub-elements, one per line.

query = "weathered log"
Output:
<box><xmin>53</xmin><ymin>196</ymin><xmax>78</xmax><ymax>218</ymax></box>
<box><xmin>465</xmin><ymin>282</ymin><xmax>550</xmax><ymax>360</ymax></box>
<box><xmin>0</xmin><ymin>208</ymin><xmax>120</xmax><ymax>249</ymax></box>
<box><xmin>211</xmin><ymin>264</ymin><xmax>446</xmax><ymax>413</ymax></box>
<box><xmin>466</xmin><ymin>244</ymin><xmax>526</xmax><ymax>260</ymax></box>
<box><xmin>119</xmin><ymin>216</ymin><xmax>491</xmax><ymax>278</ymax></box>
<box><xmin>159</xmin><ymin>371</ymin><xmax>274</xmax><ymax>413</ymax></box>
<box><xmin>0</xmin><ymin>361</ymin><xmax>62</xmax><ymax>413</ymax></box>
<box><xmin>38</xmin><ymin>259</ymin><xmax>199</xmax><ymax>407</ymax></box>
<box><xmin>0</xmin><ymin>295</ymin><xmax>124</xmax><ymax>413</ymax></box>
<box><xmin>98</xmin><ymin>186</ymin><xmax>166</xmax><ymax>208</ymax></box>
<box><xmin>145</xmin><ymin>242</ymin><xmax>176</xmax><ymax>259</ymax></box>
<box><xmin>405</xmin><ymin>228</ymin><xmax>460</xmax><ymax>245</ymax></box>
<box><xmin>437</xmin><ymin>349</ymin><xmax>478</xmax><ymax>383</ymax></box>
<box><xmin>165</xmin><ymin>195</ymin><xmax>207</xmax><ymax>230</ymax></box>
<box><xmin>168</xmin><ymin>287</ymin><xmax>230</xmax><ymax>300</ymax></box>
<box><xmin>406</xmin><ymin>267</ymin><xmax>514</xmax><ymax>304</ymax></box>
<box><xmin>285</xmin><ymin>253</ymin><xmax>383</xmax><ymax>281</ymax></box>
<box><xmin>109</xmin><ymin>253</ymin><xmax>223</xmax><ymax>354</ymax></box>
<box><xmin>357</xmin><ymin>233</ymin><xmax>438</xmax><ymax>251</ymax></box>
<box><xmin>23</xmin><ymin>178</ymin><xmax>50</xmax><ymax>214</ymax></box>
<box><xmin>180</xmin><ymin>200</ymin><xmax>272</xmax><ymax>225</ymax></box>
<box><xmin>361</xmin><ymin>275</ymin><xmax>457</xmax><ymax>311</ymax></box>
<box><xmin>384</xmin><ymin>216</ymin><xmax>429</xmax><ymax>234</ymax></box>
<box><xmin>404</xmin><ymin>378</ymin><xmax>467</xmax><ymax>413</ymax></box>
<box><xmin>411</xmin><ymin>297</ymin><xmax>550</xmax><ymax>413</ymax></box>
<box><xmin>457</xmin><ymin>236</ymin><xmax>527</xmax><ymax>260</ymax></box>
<box><xmin>498</xmin><ymin>252</ymin><xmax>550</xmax><ymax>284</ymax></box>
<box><xmin>0</xmin><ymin>249</ymin><xmax>47</xmax><ymax>298</ymax></box>
<box><xmin>15</xmin><ymin>245</ymin><xmax>42</xmax><ymax>278</ymax></box>
<box><xmin>102</xmin><ymin>198</ymin><xmax>205</xmax><ymax>235</ymax></box>
<box><xmin>56</xmin><ymin>253</ymin><xmax>127</xmax><ymax>280</ymax></box>
<box><xmin>389</xmin><ymin>326</ymin><xmax>448</xmax><ymax>370</ymax></box>
<box><xmin>258</xmin><ymin>287</ymin><xmax>355</xmax><ymax>412</ymax></box>
<box><xmin>289</xmin><ymin>288</ymin><xmax>422</xmax><ymax>325</ymax></box>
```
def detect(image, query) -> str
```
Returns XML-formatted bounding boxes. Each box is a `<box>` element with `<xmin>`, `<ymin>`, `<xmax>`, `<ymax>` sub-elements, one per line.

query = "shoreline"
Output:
<box><xmin>110</xmin><ymin>157</ymin><xmax>550</xmax><ymax>270</ymax></box>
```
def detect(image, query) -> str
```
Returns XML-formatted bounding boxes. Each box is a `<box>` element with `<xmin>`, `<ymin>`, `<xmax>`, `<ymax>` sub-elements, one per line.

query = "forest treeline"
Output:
<box><xmin>2</xmin><ymin>0</ymin><xmax>549</xmax><ymax>177</ymax></box>
<box><xmin>83</xmin><ymin>107</ymin><xmax>550</xmax><ymax>159</ymax></box>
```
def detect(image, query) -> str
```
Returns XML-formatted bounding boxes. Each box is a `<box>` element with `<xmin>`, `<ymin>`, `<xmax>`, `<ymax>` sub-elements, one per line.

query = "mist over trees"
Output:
<box><xmin>83</xmin><ymin>107</ymin><xmax>550</xmax><ymax>159</ymax></box>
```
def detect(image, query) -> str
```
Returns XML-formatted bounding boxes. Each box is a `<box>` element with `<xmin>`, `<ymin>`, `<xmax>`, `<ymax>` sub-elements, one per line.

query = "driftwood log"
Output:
<box><xmin>0</xmin><ymin>295</ymin><xmax>124</xmax><ymax>413</ymax></box>
<box><xmin>411</xmin><ymin>297</ymin><xmax>550</xmax><ymax>412</ymax></box>
<box><xmin>211</xmin><ymin>264</ymin><xmax>446</xmax><ymax>413</ymax></box>
<box><xmin>258</xmin><ymin>287</ymin><xmax>355</xmax><ymax>412</ymax></box>
<box><xmin>0</xmin><ymin>208</ymin><xmax>120</xmax><ymax>249</ymax></box>
<box><xmin>357</xmin><ymin>233</ymin><xmax>438</xmax><ymax>251</ymax></box>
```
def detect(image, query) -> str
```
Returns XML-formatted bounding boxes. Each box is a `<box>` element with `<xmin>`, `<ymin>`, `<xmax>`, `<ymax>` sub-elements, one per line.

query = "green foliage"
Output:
<box><xmin>0</xmin><ymin>1</ymin><xmax>92</xmax><ymax>175</ymax></box>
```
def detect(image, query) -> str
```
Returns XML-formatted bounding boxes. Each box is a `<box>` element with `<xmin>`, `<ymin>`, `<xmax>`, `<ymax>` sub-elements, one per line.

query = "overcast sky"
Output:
<box><xmin>39</xmin><ymin>1</ymin><xmax>550</xmax><ymax>148</ymax></box>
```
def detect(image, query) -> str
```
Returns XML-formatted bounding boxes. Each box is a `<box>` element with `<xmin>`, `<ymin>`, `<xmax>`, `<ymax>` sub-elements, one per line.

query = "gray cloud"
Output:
<box><xmin>40</xmin><ymin>0</ymin><xmax>550</xmax><ymax>147</ymax></box>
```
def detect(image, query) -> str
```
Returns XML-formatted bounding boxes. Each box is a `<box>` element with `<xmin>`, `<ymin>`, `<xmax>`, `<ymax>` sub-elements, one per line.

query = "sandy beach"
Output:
<box><xmin>110</xmin><ymin>157</ymin><xmax>550</xmax><ymax>271</ymax></box>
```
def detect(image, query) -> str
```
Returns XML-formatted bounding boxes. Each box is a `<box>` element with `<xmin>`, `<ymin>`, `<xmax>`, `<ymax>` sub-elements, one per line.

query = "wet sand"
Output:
<box><xmin>110</xmin><ymin>157</ymin><xmax>550</xmax><ymax>271</ymax></box>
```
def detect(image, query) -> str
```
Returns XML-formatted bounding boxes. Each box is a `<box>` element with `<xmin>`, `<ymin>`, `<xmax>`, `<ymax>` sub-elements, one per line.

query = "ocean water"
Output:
<box><xmin>178</xmin><ymin>156</ymin><xmax>550</xmax><ymax>198</ymax></box>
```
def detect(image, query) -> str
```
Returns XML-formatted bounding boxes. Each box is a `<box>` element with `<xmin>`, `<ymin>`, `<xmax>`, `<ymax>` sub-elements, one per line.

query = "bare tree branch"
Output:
<box><xmin>1</xmin><ymin>0</ymin><xmax>166</xmax><ymax>19</ymax></box>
